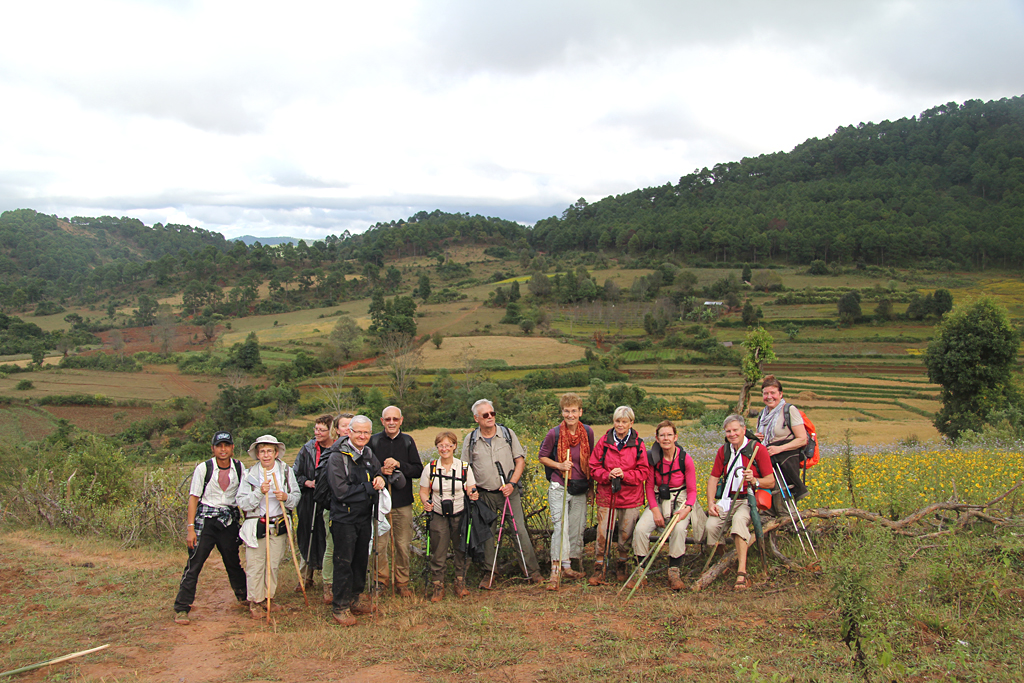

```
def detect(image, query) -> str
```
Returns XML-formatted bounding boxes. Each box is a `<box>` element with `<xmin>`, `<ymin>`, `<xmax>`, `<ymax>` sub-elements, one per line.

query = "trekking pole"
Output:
<box><xmin>304</xmin><ymin>501</ymin><xmax>319</xmax><ymax>591</ymax></box>
<box><xmin>772</xmin><ymin>463</ymin><xmax>807</xmax><ymax>555</ymax></box>
<box><xmin>598</xmin><ymin>478</ymin><xmax>618</xmax><ymax>581</ymax></box>
<box><xmin>369</xmin><ymin>492</ymin><xmax>379</xmax><ymax>620</ymax></box>
<box><xmin>388</xmin><ymin>482</ymin><xmax>396</xmax><ymax>597</ymax></box>
<box><xmin>264</xmin><ymin>474</ymin><xmax>272</xmax><ymax>625</ymax></box>
<box><xmin>272</xmin><ymin>472</ymin><xmax>308</xmax><ymax>607</ymax></box>
<box><xmin>623</xmin><ymin>510</ymin><xmax>686</xmax><ymax>601</ymax></box>
<box><xmin>486</xmin><ymin>493</ymin><xmax>509</xmax><ymax>589</ymax></box>
<box><xmin>776</xmin><ymin>464</ymin><xmax>817</xmax><ymax>559</ymax></box>
<box><xmin>496</xmin><ymin>462</ymin><xmax>530</xmax><ymax>579</ymax></box>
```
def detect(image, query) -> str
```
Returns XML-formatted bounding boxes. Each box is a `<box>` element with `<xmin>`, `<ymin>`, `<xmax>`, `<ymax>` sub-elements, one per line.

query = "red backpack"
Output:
<box><xmin>784</xmin><ymin>407</ymin><xmax>819</xmax><ymax>469</ymax></box>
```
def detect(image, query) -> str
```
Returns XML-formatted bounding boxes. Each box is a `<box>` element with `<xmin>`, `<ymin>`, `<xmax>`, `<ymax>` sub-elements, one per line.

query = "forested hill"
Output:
<box><xmin>531</xmin><ymin>96</ymin><xmax>1024</xmax><ymax>269</ymax></box>
<box><xmin>0</xmin><ymin>210</ymin><xmax>229</xmax><ymax>283</ymax></box>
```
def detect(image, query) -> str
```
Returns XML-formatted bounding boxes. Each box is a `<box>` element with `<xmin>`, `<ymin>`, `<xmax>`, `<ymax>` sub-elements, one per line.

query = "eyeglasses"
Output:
<box><xmin>477</xmin><ymin>411</ymin><xmax>495</xmax><ymax>419</ymax></box>
<box><xmin>350</xmin><ymin>430</ymin><xmax>371</xmax><ymax>436</ymax></box>
<box><xmin>383</xmin><ymin>417</ymin><xmax>401</xmax><ymax>422</ymax></box>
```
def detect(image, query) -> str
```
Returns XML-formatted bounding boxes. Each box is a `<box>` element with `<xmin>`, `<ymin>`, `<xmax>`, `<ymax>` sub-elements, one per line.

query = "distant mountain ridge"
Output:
<box><xmin>230</xmin><ymin>235</ymin><xmax>301</xmax><ymax>246</ymax></box>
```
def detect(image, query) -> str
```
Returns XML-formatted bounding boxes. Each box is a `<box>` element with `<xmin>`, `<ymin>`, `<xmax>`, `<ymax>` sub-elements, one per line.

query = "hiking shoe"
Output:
<box><xmin>294</xmin><ymin>581</ymin><xmax>306</xmax><ymax>593</ymax></box>
<box><xmin>174</xmin><ymin>611</ymin><xmax>190</xmax><ymax>625</ymax></box>
<box><xmin>430</xmin><ymin>581</ymin><xmax>445</xmax><ymax>603</ymax></box>
<box><xmin>397</xmin><ymin>583</ymin><xmax>414</xmax><ymax>598</ymax></box>
<box><xmin>323</xmin><ymin>584</ymin><xmax>333</xmax><ymax>605</ymax></box>
<box><xmin>529</xmin><ymin>573</ymin><xmax>545</xmax><ymax>585</ymax></box>
<box><xmin>667</xmin><ymin>567</ymin><xmax>685</xmax><ymax>591</ymax></box>
<box><xmin>350</xmin><ymin>596</ymin><xmax>377</xmax><ymax>615</ymax></box>
<box><xmin>332</xmin><ymin>611</ymin><xmax>357</xmax><ymax>627</ymax></box>
<box><xmin>454</xmin><ymin>577</ymin><xmax>470</xmax><ymax>598</ymax></box>
<box><xmin>546</xmin><ymin>568</ymin><xmax>560</xmax><ymax>591</ymax></box>
<box><xmin>250</xmin><ymin>603</ymin><xmax>266</xmax><ymax>620</ymax></box>
<box><xmin>588</xmin><ymin>565</ymin><xmax>607</xmax><ymax>586</ymax></box>
<box><xmin>616</xmin><ymin>566</ymin><xmax>628</xmax><ymax>583</ymax></box>
<box><xmin>561</xmin><ymin>567</ymin><xmax>585</xmax><ymax>580</ymax></box>
<box><xmin>625</xmin><ymin>574</ymin><xmax>647</xmax><ymax>590</ymax></box>
<box><xmin>479</xmin><ymin>577</ymin><xmax>497</xmax><ymax>591</ymax></box>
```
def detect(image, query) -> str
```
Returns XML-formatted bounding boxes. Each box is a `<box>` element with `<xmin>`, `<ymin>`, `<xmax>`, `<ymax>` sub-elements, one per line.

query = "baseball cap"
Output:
<box><xmin>211</xmin><ymin>431</ymin><xmax>233</xmax><ymax>446</ymax></box>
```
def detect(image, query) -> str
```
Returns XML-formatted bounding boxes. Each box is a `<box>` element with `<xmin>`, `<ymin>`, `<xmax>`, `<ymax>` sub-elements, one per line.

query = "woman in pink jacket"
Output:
<box><xmin>588</xmin><ymin>405</ymin><xmax>650</xmax><ymax>585</ymax></box>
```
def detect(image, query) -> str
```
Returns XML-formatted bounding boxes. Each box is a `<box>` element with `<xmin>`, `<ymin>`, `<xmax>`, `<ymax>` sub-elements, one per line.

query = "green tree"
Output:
<box><xmin>509</xmin><ymin>280</ymin><xmax>521</xmax><ymax>302</ymax></box>
<box><xmin>501</xmin><ymin>302</ymin><xmax>522</xmax><ymax>324</ymax></box>
<box><xmin>737</xmin><ymin>326</ymin><xmax>777</xmax><ymax>415</ymax></box>
<box><xmin>431</xmin><ymin>331</ymin><xmax>444</xmax><ymax>349</ymax></box>
<box><xmin>874</xmin><ymin>298</ymin><xmax>894</xmax><ymax>321</ymax></box>
<box><xmin>229</xmin><ymin>332</ymin><xmax>262</xmax><ymax>370</ymax></box>
<box><xmin>741</xmin><ymin>300</ymin><xmax>760</xmax><ymax>327</ymax></box>
<box><xmin>925</xmin><ymin>297</ymin><xmax>1020</xmax><ymax>439</ymax></box>
<box><xmin>837</xmin><ymin>291</ymin><xmax>862</xmax><ymax>324</ymax></box>
<box><xmin>741</xmin><ymin>263</ymin><xmax>752</xmax><ymax>282</ymax></box>
<box><xmin>416</xmin><ymin>273</ymin><xmax>432</xmax><ymax>300</ymax></box>
<box><xmin>519</xmin><ymin>318</ymin><xmax>536</xmax><ymax>335</ymax></box>
<box><xmin>932</xmin><ymin>289</ymin><xmax>954</xmax><ymax>316</ymax></box>
<box><xmin>134</xmin><ymin>295</ymin><xmax>158</xmax><ymax>327</ymax></box>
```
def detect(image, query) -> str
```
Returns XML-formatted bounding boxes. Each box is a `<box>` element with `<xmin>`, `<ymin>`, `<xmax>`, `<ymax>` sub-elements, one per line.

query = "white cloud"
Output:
<box><xmin>0</xmin><ymin>0</ymin><xmax>1022</xmax><ymax>238</ymax></box>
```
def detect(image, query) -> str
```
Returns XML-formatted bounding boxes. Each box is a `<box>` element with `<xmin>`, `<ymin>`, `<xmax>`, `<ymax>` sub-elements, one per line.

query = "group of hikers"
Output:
<box><xmin>172</xmin><ymin>375</ymin><xmax>813</xmax><ymax>626</ymax></box>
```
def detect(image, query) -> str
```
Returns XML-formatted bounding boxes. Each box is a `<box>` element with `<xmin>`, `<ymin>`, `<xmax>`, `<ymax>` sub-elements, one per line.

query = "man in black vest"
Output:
<box><xmin>369</xmin><ymin>405</ymin><xmax>423</xmax><ymax>597</ymax></box>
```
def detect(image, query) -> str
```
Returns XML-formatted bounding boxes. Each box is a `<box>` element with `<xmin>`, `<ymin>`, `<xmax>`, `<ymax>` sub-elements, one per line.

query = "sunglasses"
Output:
<box><xmin>477</xmin><ymin>411</ymin><xmax>496</xmax><ymax>418</ymax></box>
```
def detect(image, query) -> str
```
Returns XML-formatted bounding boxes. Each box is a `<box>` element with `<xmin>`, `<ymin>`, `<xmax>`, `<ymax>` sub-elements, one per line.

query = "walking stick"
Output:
<box><xmin>776</xmin><ymin>463</ymin><xmax>817</xmax><ymax>559</ymax></box>
<box><xmin>273</xmin><ymin>472</ymin><xmax>308</xmax><ymax>607</ymax></box>
<box><xmin>303</xmin><ymin>500</ymin><xmax>319</xmax><ymax>590</ymax></box>
<box><xmin>264</xmin><ymin>473</ymin><xmax>272</xmax><ymax>625</ymax></box>
<box><xmin>772</xmin><ymin>463</ymin><xmax>807</xmax><ymax>555</ymax></box>
<box><xmin>623</xmin><ymin>509</ymin><xmax>686</xmax><ymax>601</ymax></box>
<box><xmin>369</xmin><ymin>491</ymin><xmax>379</xmax><ymax>620</ymax></box>
<box><xmin>388</xmin><ymin>482</ymin><xmax>395</xmax><ymax>597</ymax></box>
<box><xmin>495</xmin><ymin>463</ymin><xmax>530</xmax><ymax>579</ymax></box>
<box><xmin>486</xmin><ymin>493</ymin><xmax>508</xmax><ymax>589</ymax></box>
<box><xmin>701</xmin><ymin>475</ymin><xmax>744</xmax><ymax>576</ymax></box>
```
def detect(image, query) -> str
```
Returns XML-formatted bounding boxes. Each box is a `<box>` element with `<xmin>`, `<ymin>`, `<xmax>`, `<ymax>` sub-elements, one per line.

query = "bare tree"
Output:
<box><xmin>316</xmin><ymin>368</ymin><xmax>348</xmax><ymax>415</ymax></box>
<box><xmin>457</xmin><ymin>346</ymin><xmax>479</xmax><ymax>394</ymax></box>
<box><xmin>110</xmin><ymin>329</ymin><xmax>126</xmax><ymax>358</ymax></box>
<box><xmin>155</xmin><ymin>306</ymin><xmax>176</xmax><ymax>357</ymax></box>
<box><xmin>377</xmin><ymin>332</ymin><xmax>422</xmax><ymax>403</ymax></box>
<box><xmin>224</xmin><ymin>367</ymin><xmax>248</xmax><ymax>388</ymax></box>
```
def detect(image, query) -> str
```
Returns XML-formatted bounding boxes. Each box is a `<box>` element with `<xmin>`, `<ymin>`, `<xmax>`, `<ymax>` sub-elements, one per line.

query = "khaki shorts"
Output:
<box><xmin>705</xmin><ymin>499</ymin><xmax>751</xmax><ymax>544</ymax></box>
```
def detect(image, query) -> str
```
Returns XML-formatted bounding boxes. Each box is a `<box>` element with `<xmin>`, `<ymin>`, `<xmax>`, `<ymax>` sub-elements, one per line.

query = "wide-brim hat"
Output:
<box><xmin>248</xmin><ymin>434</ymin><xmax>286</xmax><ymax>459</ymax></box>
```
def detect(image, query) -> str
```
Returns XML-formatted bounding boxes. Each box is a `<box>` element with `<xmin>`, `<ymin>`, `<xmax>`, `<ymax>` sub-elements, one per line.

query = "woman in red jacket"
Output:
<box><xmin>588</xmin><ymin>405</ymin><xmax>650</xmax><ymax>585</ymax></box>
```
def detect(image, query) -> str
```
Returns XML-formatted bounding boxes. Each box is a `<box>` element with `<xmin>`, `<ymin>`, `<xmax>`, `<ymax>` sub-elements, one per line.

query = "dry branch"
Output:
<box><xmin>690</xmin><ymin>482</ymin><xmax>1024</xmax><ymax>592</ymax></box>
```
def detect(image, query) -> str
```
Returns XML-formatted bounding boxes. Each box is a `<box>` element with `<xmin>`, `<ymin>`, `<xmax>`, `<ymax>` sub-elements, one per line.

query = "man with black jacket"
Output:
<box><xmin>369</xmin><ymin>405</ymin><xmax>423</xmax><ymax>597</ymax></box>
<box><xmin>324</xmin><ymin>415</ymin><xmax>404</xmax><ymax>626</ymax></box>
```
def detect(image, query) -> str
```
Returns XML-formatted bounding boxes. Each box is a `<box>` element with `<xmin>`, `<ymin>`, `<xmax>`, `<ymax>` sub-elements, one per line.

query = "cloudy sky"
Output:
<box><xmin>1</xmin><ymin>0</ymin><xmax>1023</xmax><ymax>240</ymax></box>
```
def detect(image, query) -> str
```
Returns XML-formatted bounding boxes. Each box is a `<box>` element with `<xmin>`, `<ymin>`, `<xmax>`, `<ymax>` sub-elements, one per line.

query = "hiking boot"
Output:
<box><xmin>588</xmin><ymin>564</ymin><xmax>606</xmax><ymax>586</ymax></box>
<box><xmin>294</xmin><ymin>581</ymin><xmax>306</xmax><ymax>593</ymax></box>
<box><xmin>454</xmin><ymin>577</ymin><xmax>470</xmax><ymax>598</ymax></box>
<box><xmin>624</xmin><ymin>570</ymin><xmax>647</xmax><ymax>590</ymax></box>
<box><xmin>667</xmin><ymin>567</ymin><xmax>685</xmax><ymax>591</ymax></box>
<box><xmin>332</xmin><ymin>611</ymin><xmax>357</xmax><ymax>627</ymax></box>
<box><xmin>430</xmin><ymin>581</ymin><xmax>445</xmax><ymax>603</ymax></box>
<box><xmin>529</xmin><ymin>573</ymin><xmax>545</xmax><ymax>585</ymax></box>
<box><xmin>479</xmin><ymin>577</ymin><xmax>497</xmax><ymax>591</ymax></box>
<box><xmin>546</xmin><ymin>568</ymin><xmax>560</xmax><ymax>591</ymax></box>
<box><xmin>397</xmin><ymin>583</ymin><xmax>414</xmax><ymax>598</ymax></box>
<box><xmin>616</xmin><ymin>566</ymin><xmax>628</xmax><ymax>583</ymax></box>
<box><xmin>174</xmin><ymin>611</ymin><xmax>190</xmax><ymax>625</ymax></box>
<box><xmin>561</xmin><ymin>567</ymin><xmax>585</xmax><ymax>580</ymax></box>
<box><xmin>250</xmin><ymin>602</ymin><xmax>266</xmax><ymax>620</ymax></box>
<box><xmin>350</xmin><ymin>596</ymin><xmax>377</xmax><ymax>615</ymax></box>
<box><xmin>323</xmin><ymin>584</ymin><xmax>333</xmax><ymax>605</ymax></box>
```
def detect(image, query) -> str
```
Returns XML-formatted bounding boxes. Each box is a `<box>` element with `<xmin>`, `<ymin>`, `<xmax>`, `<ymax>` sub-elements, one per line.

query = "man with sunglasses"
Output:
<box><xmin>369</xmin><ymin>405</ymin><xmax>423</xmax><ymax>597</ymax></box>
<box><xmin>462</xmin><ymin>399</ymin><xmax>543</xmax><ymax>588</ymax></box>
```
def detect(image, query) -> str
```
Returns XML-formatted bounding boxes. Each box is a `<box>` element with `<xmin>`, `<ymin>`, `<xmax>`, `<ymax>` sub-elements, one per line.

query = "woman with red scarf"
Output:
<box><xmin>538</xmin><ymin>392</ymin><xmax>595</xmax><ymax>590</ymax></box>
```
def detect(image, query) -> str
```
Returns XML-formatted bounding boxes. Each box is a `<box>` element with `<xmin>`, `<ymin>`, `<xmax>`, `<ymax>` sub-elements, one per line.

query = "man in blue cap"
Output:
<box><xmin>172</xmin><ymin>431</ymin><xmax>248</xmax><ymax>625</ymax></box>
